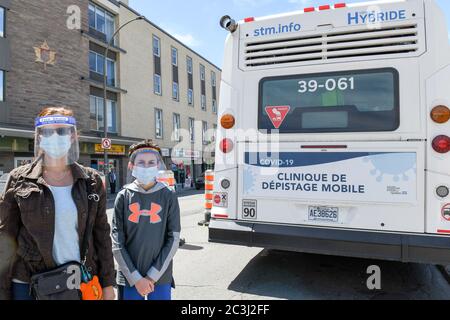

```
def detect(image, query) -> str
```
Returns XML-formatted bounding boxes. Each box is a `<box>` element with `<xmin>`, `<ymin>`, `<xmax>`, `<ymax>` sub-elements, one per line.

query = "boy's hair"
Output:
<box><xmin>128</xmin><ymin>139</ymin><xmax>162</xmax><ymax>161</ymax></box>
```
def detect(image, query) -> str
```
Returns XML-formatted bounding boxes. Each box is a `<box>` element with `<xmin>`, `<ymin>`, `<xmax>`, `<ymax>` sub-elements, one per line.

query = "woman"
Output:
<box><xmin>0</xmin><ymin>106</ymin><xmax>116</xmax><ymax>300</ymax></box>
<box><xmin>112</xmin><ymin>140</ymin><xmax>181</xmax><ymax>300</ymax></box>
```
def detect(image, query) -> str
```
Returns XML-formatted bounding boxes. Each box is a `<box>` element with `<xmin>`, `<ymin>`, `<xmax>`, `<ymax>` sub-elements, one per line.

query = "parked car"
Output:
<box><xmin>195</xmin><ymin>172</ymin><xmax>205</xmax><ymax>190</ymax></box>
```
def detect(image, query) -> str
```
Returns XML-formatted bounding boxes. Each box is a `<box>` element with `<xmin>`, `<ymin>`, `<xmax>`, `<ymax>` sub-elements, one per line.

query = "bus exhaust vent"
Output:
<box><xmin>244</xmin><ymin>24</ymin><xmax>420</xmax><ymax>67</ymax></box>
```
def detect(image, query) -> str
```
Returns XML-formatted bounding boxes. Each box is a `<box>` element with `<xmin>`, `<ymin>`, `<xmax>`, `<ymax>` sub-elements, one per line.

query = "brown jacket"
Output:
<box><xmin>0</xmin><ymin>159</ymin><xmax>116</xmax><ymax>300</ymax></box>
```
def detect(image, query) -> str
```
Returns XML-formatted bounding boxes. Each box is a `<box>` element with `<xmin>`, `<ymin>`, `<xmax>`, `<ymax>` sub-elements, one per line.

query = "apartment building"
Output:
<box><xmin>0</xmin><ymin>0</ymin><xmax>220</xmax><ymax>187</ymax></box>
<box><xmin>119</xmin><ymin>3</ymin><xmax>220</xmax><ymax>182</ymax></box>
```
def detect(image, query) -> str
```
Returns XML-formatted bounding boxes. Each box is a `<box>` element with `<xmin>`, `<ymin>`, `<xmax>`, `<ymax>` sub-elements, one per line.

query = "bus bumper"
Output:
<box><xmin>208</xmin><ymin>220</ymin><xmax>450</xmax><ymax>265</ymax></box>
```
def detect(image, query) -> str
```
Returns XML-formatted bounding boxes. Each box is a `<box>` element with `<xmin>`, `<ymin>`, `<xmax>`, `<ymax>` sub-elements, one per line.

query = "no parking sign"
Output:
<box><xmin>442</xmin><ymin>204</ymin><xmax>450</xmax><ymax>221</ymax></box>
<box><xmin>102</xmin><ymin>138</ymin><xmax>112</xmax><ymax>150</ymax></box>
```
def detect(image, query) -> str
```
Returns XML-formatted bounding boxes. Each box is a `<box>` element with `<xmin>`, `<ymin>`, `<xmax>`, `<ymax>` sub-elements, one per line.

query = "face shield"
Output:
<box><xmin>127</xmin><ymin>148</ymin><xmax>167</xmax><ymax>186</ymax></box>
<box><xmin>34</xmin><ymin>115</ymin><xmax>79</xmax><ymax>166</ymax></box>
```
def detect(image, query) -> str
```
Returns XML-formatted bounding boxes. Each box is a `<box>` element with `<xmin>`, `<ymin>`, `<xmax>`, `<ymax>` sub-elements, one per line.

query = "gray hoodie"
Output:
<box><xmin>112</xmin><ymin>181</ymin><xmax>181</xmax><ymax>287</ymax></box>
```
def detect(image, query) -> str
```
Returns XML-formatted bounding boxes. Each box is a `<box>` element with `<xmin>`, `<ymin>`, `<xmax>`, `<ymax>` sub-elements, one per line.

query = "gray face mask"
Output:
<box><xmin>40</xmin><ymin>134</ymin><xmax>72</xmax><ymax>159</ymax></box>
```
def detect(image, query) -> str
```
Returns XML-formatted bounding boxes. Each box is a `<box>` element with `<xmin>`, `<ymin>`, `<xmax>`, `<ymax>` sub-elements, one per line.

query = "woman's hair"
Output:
<box><xmin>38</xmin><ymin>106</ymin><xmax>74</xmax><ymax>117</ymax></box>
<box><xmin>128</xmin><ymin>139</ymin><xmax>162</xmax><ymax>163</ymax></box>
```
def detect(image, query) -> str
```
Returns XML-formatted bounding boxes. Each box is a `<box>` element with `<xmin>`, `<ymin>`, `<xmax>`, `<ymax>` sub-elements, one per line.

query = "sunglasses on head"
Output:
<box><xmin>40</xmin><ymin>127</ymin><xmax>74</xmax><ymax>137</ymax></box>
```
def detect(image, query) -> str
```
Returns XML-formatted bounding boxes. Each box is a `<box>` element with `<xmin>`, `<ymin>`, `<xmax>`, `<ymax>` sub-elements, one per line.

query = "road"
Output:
<box><xmin>107</xmin><ymin>191</ymin><xmax>450</xmax><ymax>300</ymax></box>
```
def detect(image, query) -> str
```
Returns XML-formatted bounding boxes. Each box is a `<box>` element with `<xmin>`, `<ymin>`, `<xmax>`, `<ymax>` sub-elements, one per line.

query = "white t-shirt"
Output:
<box><xmin>12</xmin><ymin>185</ymin><xmax>81</xmax><ymax>284</ymax></box>
<box><xmin>48</xmin><ymin>185</ymin><xmax>81</xmax><ymax>266</ymax></box>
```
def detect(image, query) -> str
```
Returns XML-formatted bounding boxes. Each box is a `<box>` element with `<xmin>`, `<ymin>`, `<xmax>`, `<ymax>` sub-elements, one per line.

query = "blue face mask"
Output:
<box><xmin>40</xmin><ymin>134</ymin><xmax>72</xmax><ymax>159</ymax></box>
<box><xmin>132</xmin><ymin>166</ymin><xmax>159</xmax><ymax>185</ymax></box>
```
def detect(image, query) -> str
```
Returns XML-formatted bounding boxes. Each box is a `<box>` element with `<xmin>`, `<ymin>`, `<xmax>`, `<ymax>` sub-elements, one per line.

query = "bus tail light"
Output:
<box><xmin>221</xmin><ymin>114</ymin><xmax>235</xmax><ymax>129</ymax></box>
<box><xmin>220</xmin><ymin>138</ymin><xmax>234</xmax><ymax>153</ymax></box>
<box><xmin>432</xmin><ymin>135</ymin><xmax>450</xmax><ymax>153</ymax></box>
<box><xmin>431</xmin><ymin>105</ymin><xmax>450</xmax><ymax>124</ymax></box>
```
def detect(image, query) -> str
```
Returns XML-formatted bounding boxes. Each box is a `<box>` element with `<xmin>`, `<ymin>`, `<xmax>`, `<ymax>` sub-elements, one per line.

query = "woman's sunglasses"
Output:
<box><xmin>40</xmin><ymin>127</ymin><xmax>74</xmax><ymax>137</ymax></box>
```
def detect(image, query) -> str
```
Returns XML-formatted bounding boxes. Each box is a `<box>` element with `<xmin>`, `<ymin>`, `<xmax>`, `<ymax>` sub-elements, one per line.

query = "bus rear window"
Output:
<box><xmin>258</xmin><ymin>68</ymin><xmax>399</xmax><ymax>133</ymax></box>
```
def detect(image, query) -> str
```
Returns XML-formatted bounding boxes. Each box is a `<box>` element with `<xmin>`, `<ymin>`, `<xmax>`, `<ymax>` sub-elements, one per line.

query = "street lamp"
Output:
<box><xmin>103</xmin><ymin>15</ymin><xmax>145</xmax><ymax>178</ymax></box>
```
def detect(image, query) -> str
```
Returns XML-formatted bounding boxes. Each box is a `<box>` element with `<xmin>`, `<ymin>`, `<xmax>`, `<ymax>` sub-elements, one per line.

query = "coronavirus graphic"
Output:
<box><xmin>363</xmin><ymin>153</ymin><xmax>416</xmax><ymax>182</ymax></box>
<box><xmin>243</xmin><ymin>166</ymin><xmax>258</xmax><ymax>194</ymax></box>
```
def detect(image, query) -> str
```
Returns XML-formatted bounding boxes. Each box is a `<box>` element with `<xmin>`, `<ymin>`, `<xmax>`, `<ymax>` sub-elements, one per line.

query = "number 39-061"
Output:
<box><xmin>298</xmin><ymin>77</ymin><xmax>355</xmax><ymax>93</ymax></box>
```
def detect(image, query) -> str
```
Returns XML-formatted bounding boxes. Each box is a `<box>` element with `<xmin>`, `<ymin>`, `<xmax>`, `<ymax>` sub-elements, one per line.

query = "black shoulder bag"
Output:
<box><xmin>29</xmin><ymin>177</ymin><xmax>98</xmax><ymax>300</ymax></box>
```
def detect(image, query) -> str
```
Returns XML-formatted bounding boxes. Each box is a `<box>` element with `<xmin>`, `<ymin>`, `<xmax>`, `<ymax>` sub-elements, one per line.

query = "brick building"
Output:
<box><xmin>0</xmin><ymin>0</ymin><xmax>220</xmax><ymax>189</ymax></box>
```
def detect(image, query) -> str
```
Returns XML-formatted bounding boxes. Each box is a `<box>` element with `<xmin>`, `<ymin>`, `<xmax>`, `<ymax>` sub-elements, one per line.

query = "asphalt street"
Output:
<box><xmin>106</xmin><ymin>191</ymin><xmax>450</xmax><ymax>300</ymax></box>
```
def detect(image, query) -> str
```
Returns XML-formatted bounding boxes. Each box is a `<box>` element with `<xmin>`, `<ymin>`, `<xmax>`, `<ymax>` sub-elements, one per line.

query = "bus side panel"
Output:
<box><xmin>237</xmin><ymin>141</ymin><xmax>425</xmax><ymax>233</ymax></box>
<box><xmin>425</xmin><ymin>64</ymin><xmax>450</xmax><ymax>234</ymax></box>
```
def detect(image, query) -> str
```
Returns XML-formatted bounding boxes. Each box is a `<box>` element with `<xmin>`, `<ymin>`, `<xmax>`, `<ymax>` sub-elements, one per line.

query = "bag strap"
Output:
<box><xmin>80</xmin><ymin>172</ymin><xmax>98</xmax><ymax>266</ymax></box>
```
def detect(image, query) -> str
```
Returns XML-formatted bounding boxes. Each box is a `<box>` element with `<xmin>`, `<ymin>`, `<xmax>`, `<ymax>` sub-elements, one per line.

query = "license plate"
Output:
<box><xmin>308</xmin><ymin>206</ymin><xmax>339</xmax><ymax>223</ymax></box>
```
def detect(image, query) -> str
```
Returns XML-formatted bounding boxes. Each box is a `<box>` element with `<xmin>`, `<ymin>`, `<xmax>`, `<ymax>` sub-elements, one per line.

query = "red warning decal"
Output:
<box><xmin>265</xmin><ymin>106</ymin><xmax>291</xmax><ymax>129</ymax></box>
<box><xmin>442</xmin><ymin>204</ymin><xmax>450</xmax><ymax>221</ymax></box>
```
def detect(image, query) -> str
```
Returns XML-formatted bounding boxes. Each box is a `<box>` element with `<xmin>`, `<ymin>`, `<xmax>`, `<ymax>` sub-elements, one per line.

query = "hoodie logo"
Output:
<box><xmin>128</xmin><ymin>202</ymin><xmax>162</xmax><ymax>224</ymax></box>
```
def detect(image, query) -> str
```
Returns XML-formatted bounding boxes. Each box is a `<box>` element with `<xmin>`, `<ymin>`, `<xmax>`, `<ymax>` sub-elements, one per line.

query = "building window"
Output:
<box><xmin>89</xmin><ymin>96</ymin><xmax>117</xmax><ymax>133</ymax></box>
<box><xmin>189</xmin><ymin>118</ymin><xmax>195</xmax><ymax>142</ymax></box>
<box><xmin>187</xmin><ymin>56</ymin><xmax>193</xmax><ymax>74</ymax></box>
<box><xmin>153</xmin><ymin>35</ymin><xmax>160</xmax><ymax>57</ymax></box>
<box><xmin>202</xmin><ymin>121</ymin><xmax>208</xmax><ymax>144</ymax></box>
<box><xmin>200</xmin><ymin>64</ymin><xmax>205</xmax><ymax>81</ymax></box>
<box><xmin>107</xmin><ymin>59</ymin><xmax>116</xmax><ymax>87</ymax></box>
<box><xmin>211</xmin><ymin>71</ymin><xmax>217</xmax><ymax>87</ymax></box>
<box><xmin>171</xmin><ymin>47</ymin><xmax>178</xmax><ymax>66</ymax></box>
<box><xmin>173</xmin><ymin>113</ymin><xmax>181</xmax><ymax>142</ymax></box>
<box><xmin>172</xmin><ymin>82</ymin><xmax>179</xmax><ymax>101</ymax></box>
<box><xmin>0</xmin><ymin>7</ymin><xmax>5</xmax><ymax>38</ymax></box>
<box><xmin>212</xmin><ymin>99</ymin><xmax>217</xmax><ymax>114</ymax></box>
<box><xmin>89</xmin><ymin>3</ymin><xmax>115</xmax><ymax>43</ymax></box>
<box><xmin>188</xmin><ymin>89</ymin><xmax>194</xmax><ymax>106</ymax></box>
<box><xmin>0</xmin><ymin>70</ymin><xmax>4</xmax><ymax>102</ymax></box>
<box><xmin>89</xmin><ymin>51</ymin><xmax>116</xmax><ymax>86</ymax></box>
<box><xmin>154</xmin><ymin>74</ymin><xmax>162</xmax><ymax>95</ymax></box>
<box><xmin>201</xmin><ymin>94</ymin><xmax>206</xmax><ymax>111</ymax></box>
<box><xmin>155</xmin><ymin>108</ymin><xmax>163</xmax><ymax>139</ymax></box>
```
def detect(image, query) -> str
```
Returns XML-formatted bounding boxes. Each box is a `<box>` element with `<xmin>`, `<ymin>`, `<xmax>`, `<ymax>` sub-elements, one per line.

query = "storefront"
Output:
<box><xmin>171</xmin><ymin>148</ymin><xmax>205</xmax><ymax>187</ymax></box>
<box><xmin>0</xmin><ymin>137</ymin><xmax>34</xmax><ymax>175</ymax></box>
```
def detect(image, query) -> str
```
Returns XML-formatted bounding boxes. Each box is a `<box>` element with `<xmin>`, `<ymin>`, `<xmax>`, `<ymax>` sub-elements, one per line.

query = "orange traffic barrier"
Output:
<box><xmin>157</xmin><ymin>171</ymin><xmax>176</xmax><ymax>192</ymax></box>
<box><xmin>205</xmin><ymin>193</ymin><xmax>214</xmax><ymax>200</ymax></box>
<box><xmin>205</xmin><ymin>203</ymin><xmax>213</xmax><ymax>209</ymax></box>
<box><xmin>199</xmin><ymin>170</ymin><xmax>215</xmax><ymax>226</ymax></box>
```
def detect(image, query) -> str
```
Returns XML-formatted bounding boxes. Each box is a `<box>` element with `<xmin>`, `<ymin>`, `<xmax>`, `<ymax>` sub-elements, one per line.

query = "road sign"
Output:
<box><xmin>102</xmin><ymin>138</ymin><xmax>112</xmax><ymax>150</ymax></box>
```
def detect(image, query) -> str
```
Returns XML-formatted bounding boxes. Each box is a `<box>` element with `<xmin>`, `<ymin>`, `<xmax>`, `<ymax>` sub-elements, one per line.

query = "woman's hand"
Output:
<box><xmin>135</xmin><ymin>278</ymin><xmax>154</xmax><ymax>297</ymax></box>
<box><xmin>102</xmin><ymin>286</ymin><xmax>116</xmax><ymax>300</ymax></box>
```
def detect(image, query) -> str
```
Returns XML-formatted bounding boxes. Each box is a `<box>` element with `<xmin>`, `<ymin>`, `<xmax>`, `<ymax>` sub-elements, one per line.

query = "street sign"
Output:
<box><xmin>101</xmin><ymin>138</ymin><xmax>112</xmax><ymax>150</ymax></box>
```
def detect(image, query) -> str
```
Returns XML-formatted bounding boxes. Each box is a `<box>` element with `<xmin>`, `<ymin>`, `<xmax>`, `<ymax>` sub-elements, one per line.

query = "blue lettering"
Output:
<box><xmin>348</xmin><ymin>12</ymin><xmax>359</xmax><ymax>25</ymax></box>
<box><xmin>389</xmin><ymin>11</ymin><xmax>398</xmax><ymax>20</ymax></box>
<box><xmin>360</xmin><ymin>13</ymin><xmax>368</xmax><ymax>23</ymax></box>
<box><xmin>348</xmin><ymin>10</ymin><xmax>408</xmax><ymax>25</ymax></box>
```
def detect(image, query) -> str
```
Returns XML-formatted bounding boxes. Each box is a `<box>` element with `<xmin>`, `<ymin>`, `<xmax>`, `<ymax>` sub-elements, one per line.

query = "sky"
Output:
<box><xmin>128</xmin><ymin>0</ymin><xmax>450</xmax><ymax>68</ymax></box>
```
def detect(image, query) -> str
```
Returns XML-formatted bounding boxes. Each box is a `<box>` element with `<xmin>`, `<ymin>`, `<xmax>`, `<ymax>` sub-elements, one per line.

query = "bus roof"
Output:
<box><xmin>239</xmin><ymin>0</ymin><xmax>410</xmax><ymax>23</ymax></box>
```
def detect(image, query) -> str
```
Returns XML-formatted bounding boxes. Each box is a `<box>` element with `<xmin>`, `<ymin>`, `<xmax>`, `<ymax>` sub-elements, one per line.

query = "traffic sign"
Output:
<box><xmin>102</xmin><ymin>138</ymin><xmax>112</xmax><ymax>150</ymax></box>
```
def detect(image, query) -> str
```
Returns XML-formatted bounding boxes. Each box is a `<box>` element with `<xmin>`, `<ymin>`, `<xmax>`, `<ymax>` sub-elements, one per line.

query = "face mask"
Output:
<box><xmin>132</xmin><ymin>166</ymin><xmax>159</xmax><ymax>185</ymax></box>
<box><xmin>40</xmin><ymin>134</ymin><xmax>72</xmax><ymax>159</ymax></box>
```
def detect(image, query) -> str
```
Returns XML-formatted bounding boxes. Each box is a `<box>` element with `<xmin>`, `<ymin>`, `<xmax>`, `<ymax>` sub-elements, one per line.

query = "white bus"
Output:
<box><xmin>209</xmin><ymin>0</ymin><xmax>450</xmax><ymax>265</ymax></box>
